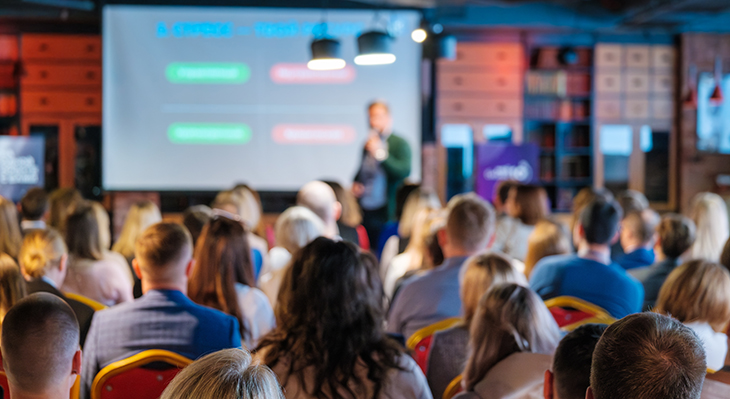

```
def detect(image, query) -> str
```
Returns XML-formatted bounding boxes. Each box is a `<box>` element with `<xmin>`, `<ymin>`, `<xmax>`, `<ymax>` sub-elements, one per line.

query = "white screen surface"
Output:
<box><xmin>103</xmin><ymin>5</ymin><xmax>422</xmax><ymax>191</ymax></box>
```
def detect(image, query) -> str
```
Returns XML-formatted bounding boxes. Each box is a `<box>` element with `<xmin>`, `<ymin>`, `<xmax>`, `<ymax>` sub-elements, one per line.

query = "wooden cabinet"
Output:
<box><xmin>21</xmin><ymin>35</ymin><xmax>101</xmax><ymax>61</ymax></box>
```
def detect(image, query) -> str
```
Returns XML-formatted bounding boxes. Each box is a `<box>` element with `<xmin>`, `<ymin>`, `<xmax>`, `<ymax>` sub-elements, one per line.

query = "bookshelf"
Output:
<box><xmin>0</xmin><ymin>35</ymin><xmax>19</xmax><ymax>136</ymax></box>
<box><xmin>524</xmin><ymin>46</ymin><xmax>594</xmax><ymax>211</ymax></box>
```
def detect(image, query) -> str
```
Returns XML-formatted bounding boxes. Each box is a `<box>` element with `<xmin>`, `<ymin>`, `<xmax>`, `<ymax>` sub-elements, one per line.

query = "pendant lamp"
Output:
<box><xmin>355</xmin><ymin>30</ymin><xmax>396</xmax><ymax>66</ymax></box>
<box><xmin>308</xmin><ymin>37</ymin><xmax>346</xmax><ymax>71</ymax></box>
<box><xmin>710</xmin><ymin>56</ymin><xmax>724</xmax><ymax>105</ymax></box>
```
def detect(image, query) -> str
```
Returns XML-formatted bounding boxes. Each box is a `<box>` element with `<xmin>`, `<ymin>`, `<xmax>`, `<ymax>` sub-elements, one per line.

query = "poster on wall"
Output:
<box><xmin>475</xmin><ymin>143</ymin><xmax>540</xmax><ymax>202</ymax></box>
<box><xmin>0</xmin><ymin>136</ymin><xmax>45</xmax><ymax>202</ymax></box>
<box><xmin>697</xmin><ymin>73</ymin><xmax>730</xmax><ymax>153</ymax></box>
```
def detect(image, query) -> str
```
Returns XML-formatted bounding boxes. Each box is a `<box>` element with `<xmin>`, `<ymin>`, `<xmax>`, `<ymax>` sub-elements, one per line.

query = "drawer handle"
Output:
<box><xmin>454</xmin><ymin>76</ymin><xmax>462</xmax><ymax>85</ymax></box>
<box><xmin>85</xmin><ymin>97</ymin><xmax>95</xmax><ymax>106</ymax></box>
<box><xmin>86</xmin><ymin>71</ymin><xmax>96</xmax><ymax>79</ymax></box>
<box><xmin>497</xmin><ymin>103</ymin><xmax>506</xmax><ymax>112</ymax></box>
<box><xmin>86</xmin><ymin>44</ymin><xmax>96</xmax><ymax>53</ymax></box>
<box><xmin>453</xmin><ymin>102</ymin><xmax>463</xmax><ymax>111</ymax></box>
<box><xmin>498</xmin><ymin>77</ymin><xmax>506</xmax><ymax>86</ymax></box>
<box><xmin>39</xmin><ymin>43</ymin><xmax>48</xmax><ymax>52</ymax></box>
<box><xmin>39</xmin><ymin>97</ymin><xmax>48</xmax><ymax>105</ymax></box>
<box><xmin>40</xmin><ymin>70</ymin><xmax>48</xmax><ymax>79</ymax></box>
<box><xmin>632</xmin><ymin>77</ymin><xmax>643</xmax><ymax>87</ymax></box>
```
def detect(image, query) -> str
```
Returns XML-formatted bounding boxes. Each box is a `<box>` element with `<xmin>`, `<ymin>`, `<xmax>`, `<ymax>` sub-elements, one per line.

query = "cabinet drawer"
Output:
<box><xmin>22</xmin><ymin>64</ymin><xmax>101</xmax><ymax>87</ymax></box>
<box><xmin>651</xmin><ymin>73</ymin><xmax>674</xmax><ymax>94</ymax></box>
<box><xmin>595</xmin><ymin>99</ymin><xmax>622</xmax><ymax>120</ymax></box>
<box><xmin>438</xmin><ymin>72</ymin><xmax>521</xmax><ymax>93</ymax></box>
<box><xmin>652</xmin><ymin>46</ymin><xmax>675</xmax><ymax>69</ymax></box>
<box><xmin>595</xmin><ymin>72</ymin><xmax>622</xmax><ymax>93</ymax></box>
<box><xmin>595</xmin><ymin>44</ymin><xmax>622</xmax><ymax>68</ymax></box>
<box><xmin>625</xmin><ymin>46</ymin><xmax>650</xmax><ymax>68</ymax></box>
<box><xmin>438</xmin><ymin>98</ymin><xmax>521</xmax><ymax>118</ymax></box>
<box><xmin>22</xmin><ymin>35</ymin><xmax>101</xmax><ymax>61</ymax></box>
<box><xmin>0</xmin><ymin>35</ymin><xmax>18</xmax><ymax>60</ymax></box>
<box><xmin>22</xmin><ymin>91</ymin><xmax>101</xmax><ymax>113</ymax></box>
<box><xmin>624</xmin><ymin>99</ymin><xmax>650</xmax><ymax>119</ymax></box>
<box><xmin>449</xmin><ymin>43</ymin><xmax>523</xmax><ymax>67</ymax></box>
<box><xmin>625</xmin><ymin>71</ymin><xmax>650</xmax><ymax>93</ymax></box>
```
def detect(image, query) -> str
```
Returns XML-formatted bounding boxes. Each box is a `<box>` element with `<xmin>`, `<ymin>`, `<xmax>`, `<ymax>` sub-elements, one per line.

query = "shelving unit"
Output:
<box><xmin>0</xmin><ymin>35</ymin><xmax>20</xmax><ymax>136</ymax></box>
<box><xmin>523</xmin><ymin>46</ymin><xmax>594</xmax><ymax>211</ymax></box>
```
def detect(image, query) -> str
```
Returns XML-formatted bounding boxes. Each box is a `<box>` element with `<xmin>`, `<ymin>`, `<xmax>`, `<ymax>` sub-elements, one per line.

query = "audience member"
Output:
<box><xmin>81</xmin><ymin>222</ymin><xmax>241</xmax><ymax>399</ymax></box>
<box><xmin>387</xmin><ymin>194</ymin><xmax>496</xmax><ymax>340</ymax></box>
<box><xmin>0</xmin><ymin>253</ymin><xmax>26</xmax><ymax>324</ymax></box>
<box><xmin>61</xmin><ymin>205</ymin><xmax>133</xmax><ymax>306</ymax></box>
<box><xmin>258</xmin><ymin>206</ymin><xmax>324</xmax><ymax>307</ymax></box>
<box><xmin>543</xmin><ymin>324</ymin><xmax>607</xmax><ymax>399</ymax></box>
<box><xmin>112</xmin><ymin>200</ymin><xmax>162</xmax><ymax>297</ymax></box>
<box><xmin>19</xmin><ymin>229</ymin><xmax>94</xmax><ymax>346</ymax></box>
<box><xmin>654</xmin><ymin>259</ymin><xmax>730</xmax><ymax>371</ymax></box>
<box><xmin>524</xmin><ymin>220</ymin><xmax>571</xmax><ymax>278</ymax></box>
<box><xmin>0</xmin><ymin>196</ymin><xmax>21</xmax><ymax>259</ymax></box>
<box><xmin>588</xmin><ymin>312</ymin><xmax>706</xmax><ymax>399</ymax></box>
<box><xmin>232</xmin><ymin>184</ymin><xmax>265</xmax><ymax>236</ymax></box>
<box><xmin>182</xmin><ymin>204</ymin><xmax>213</xmax><ymax>246</ymax></box>
<box><xmin>616</xmin><ymin>209</ymin><xmax>660</xmax><ymax>270</ymax></box>
<box><xmin>296</xmin><ymin>181</ymin><xmax>342</xmax><ymax>239</ymax></box>
<box><xmin>687</xmin><ymin>192</ymin><xmax>729</xmax><ymax>262</ymax></box>
<box><xmin>19</xmin><ymin>187</ymin><xmax>48</xmax><ymax>233</ymax></box>
<box><xmin>160</xmin><ymin>348</ymin><xmax>284</xmax><ymax>399</ymax></box>
<box><xmin>530</xmin><ymin>199</ymin><xmax>643</xmax><ymax>318</ymax></box>
<box><xmin>492</xmin><ymin>180</ymin><xmax>517</xmax><ymax>219</ymax></box>
<box><xmin>90</xmin><ymin>201</ymin><xmax>134</xmax><ymax>280</ymax></box>
<box><xmin>427</xmin><ymin>253</ymin><xmax>526</xmax><ymax>399</ymax></box>
<box><xmin>493</xmin><ymin>185</ymin><xmax>549</xmax><ymax>261</ymax></box>
<box><xmin>629</xmin><ymin>214</ymin><xmax>696</xmax><ymax>310</ymax></box>
<box><xmin>188</xmin><ymin>215</ymin><xmax>275</xmax><ymax>349</ymax></box>
<box><xmin>569</xmin><ymin>187</ymin><xmax>613</xmax><ymax>249</ymax></box>
<box><xmin>611</xmin><ymin>190</ymin><xmax>650</xmax><ymax>259</ymax></box>
<box><xmin>256</xmin><ymin>238</ymin><xmax>431</xmax><ymax>399</ymax></box>
<box><xmin>375</xmin><ymin>183</ymin><xmax>420</xmax><ymax>259</ymax></box>
<box><xmin>456</xmin><ymin>284</ymin><xmax>561</xmax><ymax>399</ymax></box>
<box><xmin>1</xmin><ymin>293</ymin><xmax>81</xmax><ymax>399</ymax></box>
<box><xmin>48</xmin><ymin>188</ymin><xmax>83</xmax><ymax>232</ymax></box>
<box><xmin>322</xmin><ymin>180</ymin><xmax>363</xmax><ymax>246</ymax></box>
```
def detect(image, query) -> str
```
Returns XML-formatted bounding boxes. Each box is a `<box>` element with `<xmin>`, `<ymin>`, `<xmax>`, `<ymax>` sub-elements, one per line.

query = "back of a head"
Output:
<box><xmin>183</xmin><ymin>205</ymin><xmax>213</xmax><ymax>246</ymax></box>
<box><xmin>590</xmin><ymin>312</ymin><xmax>706</xmax><ymax>399</ymax></box>
<box><xmin>524</xmin><ymin>219</ymin><xmax>571</xmax><ymax>277</ymax></box>
<box><xmin>570</xmin><ymin>187</ymin><xmax>614</xmax><ymax>232</ymax></box>
<box><xmin>395</xmin><ymin>183</ymin><xmax>420</xmax><ymax>221</ymax></box>
<box><xmin>460</xmin><ymin>252</ymin><xmax>526</xmax><ymax>326</ymax></box>
<box><xmin>658</xmin><ymin>214</ymin><xmax>696</xmax><ymax>259</ymax></box>
<box><xmin>618</xmin><ymin>190</ymin><xmax>649</xmax><ymax>216</ymax></box>
<box><xmin>655</xmin><ymin>260</ymin><xmax>730</xmax><ymax>332</ymax></box>
<box><xmin>446</xmin><ymin>194</ymin><xmax>496</xmax><ymax>253</ymax></box>
<box><xmin>161</xmin><ymin>349</ymin><xmax>283</xmax><ymax>399</ymax></box>
<box><xmin>231</xmin><ymin>185</ymin><xmax>262</xmax><ymax>230</ymax></box>
<box><xmin>65</xmin><ymin>204</ymin><xmax>102</xmax><ymax>261</ymax></box>
<box><xmin>112</xmin><ymin>200</ymin><xmax>162</xmax><ymax>259</ymax></box>
<box><xmin>2</xmin><ymin>293</ymin><xmax>79</xmax><ymax>395</ymax></box>
<box><xmin>274</xmin><ymin>206</ymin><xmax>325</xmax><ymax>255</ymax></box>
<box><xmin>0</xmin><ymin>196</ymin><xmax>21</xmax><ymax>259</ymax></box>
<box><xmin>623</xmin><ymin>209</ymin><xmax>660</xmax><ymax>246</ymax></box>
<box><xmin>552</xmin><ymin>324</ymin><xmax>608</xmax><ymax>399</ymax></box>
<box><xmin>296</xmin><ymin>181</ymin><xmax>337</xmax><ymax>224</ymax></box>
<box><xmin>510</xmin><ymin>185</ymin><xmax>549</xmax><ymax>226</ymax></box>
<box><xmin>19</xmin><ymin>229</ymin><xmax>67</xmax><ymax>279</ymax></box>
<box><xmin>495</xmin><ymin>180</ymin><xmax>517</xmax><ymax>209</ymax></box>
<box><xmin>48</xmin><ymin>188</ymin><xmax>83</xmax><ymax>231</ymax></box>
<box><xmin>689</xmin><ymin>192</ymin><xmax>730</xmax><ymax>261</ymax></box>
<box><xmin>135</xmin><ymin>222</ymin><xmax>192</xmax><ymax>283</ymax></box>
<box><xmin>0</xmin><ymin>253</ymin><xmax>26</xmax><ymax>319</ymax></box>
<box><xmin>398</xmin><ymin>188</ymin><xmax>442</xmax><ymax>238</ymax></box>
<box><xmin>20</xmin><ymin>188</ymin><xmax>48</xmax><ymax>221</ymax></box>
<box><xmin>322</xmin><ymin>180</ymin><xmax>362</xmax><ymax>227</ymax></box>
<box><xmin>579</xmin><ymin>199</ymin><xmax>622</xmax><ymax>246</ymax></box>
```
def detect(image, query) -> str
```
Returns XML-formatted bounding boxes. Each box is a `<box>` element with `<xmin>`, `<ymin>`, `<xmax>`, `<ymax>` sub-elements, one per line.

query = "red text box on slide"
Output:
<box><xmin>272</xmin><ymin>124</ymin><xmax>356</xmax><ymax>144</ymax></box>
<box><xmin>269</xmin><ymin>63</ymin><xmax>356</xmax><ymax>84</ymax></box>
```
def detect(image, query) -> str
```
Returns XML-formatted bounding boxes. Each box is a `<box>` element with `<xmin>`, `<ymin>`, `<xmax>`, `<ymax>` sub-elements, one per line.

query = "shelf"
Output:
<box><xmin>530</xmin><ymin>66</ymin><xmax>593</xmax><ymax>73</ymax></box>
<box><xmin>562</xmin><ymin>148</ymin><xmax>592</xmax><ymax>156</ymax></box>
<box><xmin>525</xmin><ymin>119</ymin><xmax>592</xmax><ymax>125</ymax></box>
<box><xmin>525</xmin><ymin>93</ymin><xmax>592</xmax><ymax>100</ymax></box>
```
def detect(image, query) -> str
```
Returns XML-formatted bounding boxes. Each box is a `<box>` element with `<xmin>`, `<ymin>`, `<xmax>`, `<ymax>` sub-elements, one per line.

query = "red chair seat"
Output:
<box><xmin>98</xmin><ymin>366</ymin><xmax>182</xmax><ymax>399</ymax></box>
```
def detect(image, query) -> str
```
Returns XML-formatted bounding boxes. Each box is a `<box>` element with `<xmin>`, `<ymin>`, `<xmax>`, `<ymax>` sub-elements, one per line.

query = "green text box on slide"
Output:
<box><xmin>168</xmin><ymin>123</ymin><xmax>252</xmax><ymax>144</ymax></box>
<box><xmin>166</xmin><ymin>63</ymin><xmax>251</xmax><ymax>84</ymax></box>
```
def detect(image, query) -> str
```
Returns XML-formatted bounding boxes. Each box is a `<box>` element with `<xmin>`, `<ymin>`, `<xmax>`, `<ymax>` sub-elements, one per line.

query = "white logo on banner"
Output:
<box><xmin>0</xmin><ymin>147</ymin><xmax>40</xmax><ymax>185</ymax></box>
<box><xmin>483</xmin><ymin>160</ymin><xmax>533</xmax><ymax>182</ymax></box>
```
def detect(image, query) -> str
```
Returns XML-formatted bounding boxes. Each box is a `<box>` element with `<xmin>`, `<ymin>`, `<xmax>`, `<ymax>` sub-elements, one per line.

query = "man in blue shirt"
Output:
<box><xmin>387</xmin><ymin>193</ymin><xmax>495</xmax><ymax>340</ymax></box>
<box><xmin>615</xmin><ymin>209</ymin><xmax>660</xmax><ymax>270</ymax></box>
<box><xmin>530</xmin><ymin>199</ymin><xmax>643</xmax><ymax>319</ymax></box>
<box><xmin>81</xmin><ymin>223</ymin><xmax>241</xmax><ymax>399</ymax></box>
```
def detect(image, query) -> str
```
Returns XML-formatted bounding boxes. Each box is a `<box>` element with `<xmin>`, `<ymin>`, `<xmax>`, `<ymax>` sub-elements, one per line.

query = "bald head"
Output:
<box><xmin>297</xmin><ymin>181</ymin><xmax>341</xmax><ymax>237</ymax></box>
<box><xmin>2</xmin><ymin>293</ymin><xmax>80</xmax><ymax>397</ymax></box>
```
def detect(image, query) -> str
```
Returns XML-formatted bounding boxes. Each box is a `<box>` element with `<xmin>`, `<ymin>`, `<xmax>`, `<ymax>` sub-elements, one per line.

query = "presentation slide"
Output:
<box><xmin>103</xmin><ymin>6</ymin><xmax>422</xmax><ymax>191</ymax></box>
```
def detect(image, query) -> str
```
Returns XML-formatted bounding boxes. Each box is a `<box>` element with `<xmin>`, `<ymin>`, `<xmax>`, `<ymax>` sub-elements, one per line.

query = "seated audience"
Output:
<box><xmin>112</xmin><ymin>200</ymin><xmax>162</xmax><ymax>297</ymax></box>
<box><xmin>427</xmin><ymin>253</ymin><xmax>526</xmax><ymax>399</ymax></box>
<box><xmin>19</xmin><ymin>187</ymin><xmax>48</xmax><ymax>233</ymax></box>
<box><xmin>90</xmin><ymin>201</ymin><xmax>135</xmax><ymax>281</ymax></box>
<box><xmin>387</xmin><ymin>194</ymin><xmax>495</xmax><ymax>340</ymax></box>
<box><xmin>629</xmin><ymin>214</ymin><xmax>696</xmax><ymax>310</ymax></box>
<box><xmin>587</xmin><ymin>312</ymin><xmax>706</xmax><ymax>399</ymax></box>
<box><xmin>530</xmin><ymin>199</ymin><xmax>643</xmax><ymax>319</ymax></box>
<box><xmin>493</xmin><ymin>185</ymin><xmax>549</xmax><ymax>262</ymax></box>
<box><xmin>615</xmin><ymin>209</ymin><xmax>660</xmax><ymax>270</ymax></box>
<box><xmin>375</xmin><ymin>183</ymin><xmax>420</xmax><ymax>259</ymax></box>
<box><xmin>323</xmin><ymin>180</ymin><xmax>364</xmax><ymax>246</ymax></box>
<box><xmin>182</xmin><ymin>204</ymin><xmax>213</xmax><ymax>246</ymax></box>
<box><xmin>258</xmin><ymin>206</ymin><xmax>324</xmax><ymax>307</ymax></box>
<box><xmin>543</xmin><ymin>324</ymin><xmax>608</xmax><ymax>399</ymax></box>
<box><xmin>256</xmin><ymin>238</ymin><xmax>431</xmax><ymax>399</ymax></box>
<box><xmin>524</xmin><ymin>219</ymin><xmax>571</xmax><ymax>278</ymax></box>
<box><xmin>19</xmin><ymin>229</ymin><xmax>94</xmax><ymax>347</ymax></box>
<box><xmin>687</xmin><ymin>192</ymin><xmax>729</xmax><ymax>262</ymax></box>
<box><xmin>569</xmin><ymin>187</ymin><xmax>613</xmax><ymax>249</ymax></box>
<box><xmin>456</xmin><ymin>284</ymin><xmax>561</xmax><ymax>399</ymax></box>
<box><xmin>48</xmin><ymin>188</ymin><xmax>83</xmax><ymax>232</ymax></box>
<box><xmin>654</xmin><ymin>259</ymin><xmax>730</xmax><ymax>371</ymax></box>
<box><xmin>1</xmin><ymin>293</ymin><xmax>81</xmax><ymax>399</ymax></box>
<box><xmin>492</xmin><ymin>180</ymin><xmax>517</xmax><ymax>220</ymax></box>
<box><xmin>160</xmin><ymin>348</ymin><xmax>284</xmax><ymax>399</ymax></box>
<box><xmin>81</xmin><ymin>222</ymin><xmax>241</xmax><ymax>399</ymax></box>
<box><xmin>296</xmin><ymin>181</ymin><xmax>342</xmax><ymax>239</ymax></box>
<box><xmin>0</xmin><ymin>253</ymin><xmax>26</xmax><ymax>324</ymax></box>
<box><xmin>61</xmin><ymin>205</ymin><xmax>133</xmax><ymax>306</ymax></box>
<box><xmin>611</xmin><ymin>190</ymin><xmax>650</xmax><ymax>260</ymax></box>
<box><xmin>188</xmin><ymin>215</ymin><xmax>275</xmax><ymax>349</ymax></box>
<box><xmin>0</xmin><ymin>196</ymin><xmax>21</xmax><ymax>260</ymax></box>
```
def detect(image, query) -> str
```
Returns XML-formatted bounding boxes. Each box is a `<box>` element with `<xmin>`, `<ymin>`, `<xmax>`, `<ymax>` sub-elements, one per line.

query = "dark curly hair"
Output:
<box><xmin>256</xmin><ymin>237</ymin><xmax>405</xmax><ymax>399</ymax></box>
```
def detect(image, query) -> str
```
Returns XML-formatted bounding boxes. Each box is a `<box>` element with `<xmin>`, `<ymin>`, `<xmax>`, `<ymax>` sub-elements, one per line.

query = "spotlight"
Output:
<box><xmin>355</xmin><ymin>30</ymin><xmax>396</xmax><ymax>66</ymax></box>
<box><xmin>308</xmin><ymin>37</ymin><xmax>346</xmax><ymax>71</ymax></box>
<box><xmin>411</xmin><ymin>28</ymin><xmax>427</xmax><ymax>43</ymax></box>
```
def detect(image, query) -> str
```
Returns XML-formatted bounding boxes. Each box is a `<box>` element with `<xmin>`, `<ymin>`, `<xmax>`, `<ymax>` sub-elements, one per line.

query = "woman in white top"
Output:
<box><xmin>492</xmin><ymin>185</ymin><xmax>550</xmax><ymax>262</ymax></box>
<box><xmin>687</xmin><ymin>192</ymin><xmax>729</xmax><ymax>262</ymax></box>
<box><xmin>655</xmin><ymin>259</ymin><xmax>730</xmax><ymax>371</ymax></box>
<box><xmin>188</xmin><ymin>213</ymin><xmax>275</xmax><ymax>349</ymax></box>
<box><xmin>258</xmin><ymin>206</ymin><xmax>324</xmax><ymax>307</ymax></box>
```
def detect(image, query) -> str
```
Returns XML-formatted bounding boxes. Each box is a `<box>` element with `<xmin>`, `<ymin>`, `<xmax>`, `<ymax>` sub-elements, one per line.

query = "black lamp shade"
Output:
<box><xmin>311</xmin><ymin>38</ymin><xmax>342</xmax><ymax>60</ymax></box>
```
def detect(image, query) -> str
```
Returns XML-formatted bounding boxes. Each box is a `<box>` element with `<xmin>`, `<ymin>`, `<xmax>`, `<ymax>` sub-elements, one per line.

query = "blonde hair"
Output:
<box><xmin>0</xmin><ymin>196</ymin><xmax>21</xmax><ymax>259</ymax></box>
<box><xmin>463</xmin><ymin>284</ymin><xmax>561</xmax><ymax>391</ymax></box>
<box><xmin>398</xmin><ymin>189</ymin><xmax>441</xmax><ymax>238</ymax></box>
<box><xmin>655</xmin><ymin>260</ymin><xmax>730</xmax><ymax>333</ymax></box>
<box><xmin>160</xmin><ymin>349</ymin><xmax>284</xmax><ymax>399</ymax></box>
<box><xmin>0</xmin><ymin>253</ymin><xmax>26</xmax><ymax>323</ymax></box>
<box><xmin>274</xmin><ymin>206</ymin><xmax>324</xmax><ymax>255</ymax></box>
<box><xmin>402</xmin><ymin>209</ymin><xmax>444</xmax><ymax>271</ymax></box>
<box><xmin>524</xmin><ymin>220</ymin><xmax>572</xmax><ymax>277</ymax></box>
<box><xmin>460</xmin><ymin>252</ymin><xmax>526</xmax><ymax>327</ymax></box>
<box><xmin>90</xmin><ymin>202</ymin><xmax>112</xmax><ymax>250</ymax></box>
<box><xmin>18</xmin><ymin>229</ymin><xmax>67</xmax><ymax>279</ymax></box>
<box><xmin>112</xmin><ymin>200</ymin><xmax>162</xmax><ymax>260</ymax></box>
<box><xmin>231</xmin><ymin>186</ymin><xmax>263</xmax><ymax>231</ymax></box>
<box><xmin>48</xmin><ymin>188</ymin><xmax>83</xmax><ymax>232</ymax></box>
<box><xmin>688</xmin><ymin>192</ymin><xmax>729</xmax><ymax>262</ymax></box>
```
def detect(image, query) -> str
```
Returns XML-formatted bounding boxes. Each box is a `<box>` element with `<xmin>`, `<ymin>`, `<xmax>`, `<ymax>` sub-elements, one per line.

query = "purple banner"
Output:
<box><xmin>475</xmin><ymin>143</ymin><xmax>539</xmax><ymax>203</ymax></box>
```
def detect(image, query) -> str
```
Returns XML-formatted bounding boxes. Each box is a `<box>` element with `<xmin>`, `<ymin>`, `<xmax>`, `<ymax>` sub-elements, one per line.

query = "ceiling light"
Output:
<box><xmin>411</xmin><ymin>28</ymin><xmax>427</xmax><ymax>43</ymax></box>
<box><xmin>355</xmin><ymin>30</ymin><xmax>396</xmax><ymax>66</ymax></box>
<box><xmin>308</xmin><ymin>38</ymin><xmax>345</xmax><ymax>71</ymax></box>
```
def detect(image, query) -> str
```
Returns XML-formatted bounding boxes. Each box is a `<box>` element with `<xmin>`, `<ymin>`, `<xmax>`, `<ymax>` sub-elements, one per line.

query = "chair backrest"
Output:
<box><xmin>65</xmin><ymin>292</ymin><xmax>108</xmax><ymax>311</ymax></box>
<box><xmin>545</xmin><ymin>296</ymin><xmax>616</xmax><ymax>331</ymax></box>
<box><xmin>356</xmin><ymin>225</ymin><xmax>370</xmax><ymax>251</ymax></box>
<box><xmin>406</xmin><ymin>317</ymin><xmax>462</xmax><ymax>374</ymax></box>
<box><xmin>443</xmin><ymin>375</ymin><xmax>463</xmax><ymax>399</ymax></box>
<box><xmin>90</xmin><ymin>350</ymin><xmax>192</xmax><ymax>399</ymax></box>
<box><xmin>0</xmin><ymin>370</ymin><xmax>80</xmax><ymax>399</ymax></box>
